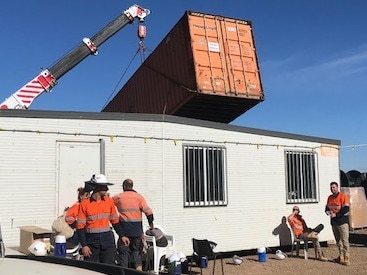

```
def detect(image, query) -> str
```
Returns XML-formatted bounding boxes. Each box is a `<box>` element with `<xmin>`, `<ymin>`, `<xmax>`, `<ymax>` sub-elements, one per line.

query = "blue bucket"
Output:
<box><xmin>257</xmin><ymin>247</ymin><xmax>266</xmax><ymax>263</ymax></box>
<box><xmin>200</xmin><ymin>256</ymin><xmax>208</xmax><ymax>268</ymax></box>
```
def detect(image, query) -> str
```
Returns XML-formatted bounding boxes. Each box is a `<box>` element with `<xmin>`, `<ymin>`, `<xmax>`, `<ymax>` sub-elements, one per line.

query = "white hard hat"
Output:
<box><xmin>89</xmin><ymin>174</ymin><xmax>113</xmax><ymax>185</ymax></box>
<box><xmin>275</xmin><ymin>250</ymin><xmax>286</xmax><ymax>260</ymax></box>
<box><xmin>232</xmin><ymin>255</ymin><xmax>243</xmax><ymax>265</ymax></box>
<box><xmin>28</xmin><ymin>240</ymin><xmax>47</xmax><ymax>256</ymax></box>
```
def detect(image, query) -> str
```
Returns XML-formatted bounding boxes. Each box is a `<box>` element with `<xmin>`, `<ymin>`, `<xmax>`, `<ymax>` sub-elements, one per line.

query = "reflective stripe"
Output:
<box><xmin>87</xmin><ymin>213</ymin><xmax>111</xmax><ymax>221</ymax></box>
<box><xmin>86</xmin><ymin>227</ymin><xmax>111</xmax><ymax>233</ymax></box>
<box><xmin>78</xmin><ymin>218</ymin><xmax>86</xmax><ymax>224</ymax></box>
<box><xmin>119</xmin><ymin>216</ymin><xmax>143</xmax><ymax>222</ymax></box>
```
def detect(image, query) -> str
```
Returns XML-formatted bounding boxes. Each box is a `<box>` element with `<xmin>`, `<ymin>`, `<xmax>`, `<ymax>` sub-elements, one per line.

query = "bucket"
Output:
<box><xmin>257</xmin><ymin>247</ymin><xmax>266</xmax><ymax>263</ymax></box>
<box><xmin>200</xmin><ymin>256</ymin><xmax>208</xmax><ymax>268</ymax></box>
<box><xmin>168</xmin><ymin>261</ymin><xmax>181</xmax><ymax>275</ymax></box>
<box><xmin>181</xmin><ymin>260</ymin><xmax>189</xmax><ymax>273</ymax></box>
<box><xmin>54</xmin><ymin>235</ymin><xmax>66</xmax><ymax>257</ymax></box>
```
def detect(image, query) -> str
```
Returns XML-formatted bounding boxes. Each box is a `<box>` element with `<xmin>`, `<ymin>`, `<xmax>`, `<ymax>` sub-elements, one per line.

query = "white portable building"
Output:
<box><xmin>0</xmin><ymin>110</ymin><xmax>340</xmax><ymax>255</ymax></box>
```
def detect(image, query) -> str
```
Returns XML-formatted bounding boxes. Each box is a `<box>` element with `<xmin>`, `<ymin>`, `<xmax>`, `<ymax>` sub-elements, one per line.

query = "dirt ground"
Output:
<box><xmin>186</xmin><ymin>229</ymin><xmax>367</xmax><ymax>275</ymax></box>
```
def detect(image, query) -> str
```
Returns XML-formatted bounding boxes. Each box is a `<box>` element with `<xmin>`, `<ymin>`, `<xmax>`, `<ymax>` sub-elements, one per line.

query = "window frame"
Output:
<box><xmin>284</xmin><ymin>149</ymin><xmax>319</xmax><ymax>204</ymax></box>
<box><xmin>183</xmin><ymin>144</ymin><xmax>228</xmax><ymax>207</ymax></box>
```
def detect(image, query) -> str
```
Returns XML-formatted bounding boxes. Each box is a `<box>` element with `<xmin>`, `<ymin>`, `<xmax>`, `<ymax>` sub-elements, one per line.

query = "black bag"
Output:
<box><xmin>156</xmin><ymin>236</ymin><xmax>168</xmax><ymax>247</ymax></box>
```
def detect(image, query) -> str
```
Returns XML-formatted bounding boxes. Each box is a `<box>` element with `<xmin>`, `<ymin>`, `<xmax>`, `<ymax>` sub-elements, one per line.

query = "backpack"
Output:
<box><xmin>51</xmin><ymin>213</ymin><xmax>74</xmax><ymax>239</ymax></box>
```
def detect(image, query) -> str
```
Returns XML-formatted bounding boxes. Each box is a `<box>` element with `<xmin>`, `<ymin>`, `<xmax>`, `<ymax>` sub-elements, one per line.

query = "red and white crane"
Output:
<box><xmin>0</xmin><ymin>4</ymin><xmax>150</xmax><ymax>110</ymax></box>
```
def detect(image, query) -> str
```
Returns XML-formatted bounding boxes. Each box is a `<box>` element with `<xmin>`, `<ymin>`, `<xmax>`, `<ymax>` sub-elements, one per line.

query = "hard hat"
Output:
<box><xmin>232</xmin><ymin>255</ymin><xmax>243</xmax><ymax>265</ymax></box>
<box><xmin>85</xmin><ymin>174</ymin><xmax>113</xmax><ymax>186</ymax></box>
<box><xmin>275</xmin><ymin>250</ymin><xmax>286</xmax><ymax>260</ymax></box>
<box><xmin>28</xmin><ymin>240</ymin><xmax>48</xmax><ymax>256</ymax></box>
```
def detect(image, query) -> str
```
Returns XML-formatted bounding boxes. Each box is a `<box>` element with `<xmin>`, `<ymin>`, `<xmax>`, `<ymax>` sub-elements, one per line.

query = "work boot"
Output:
<box><xmin>342</xmin><ymin>256</ymin><xmax>351</xmax><ymax>266</ymax></box>
<box><xmin>333</xmin><ymin>255</ymin><xmax>344</xmax><ymax>264</ymax></box>
<box><xmin>136</xmin><ymin>266</ymin><xmax>143</xmax><ymax>271</ymax></box>
<box><xmin>316</xmin><ymin>251</ymin><xmax>327</xmax><ymax>262</ymax></box>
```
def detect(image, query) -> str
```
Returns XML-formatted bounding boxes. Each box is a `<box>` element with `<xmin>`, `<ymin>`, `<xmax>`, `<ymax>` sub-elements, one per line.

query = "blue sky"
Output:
<box><xmin>1</xmin><ymin>1</ymin><xmax>366</xmax><ymax>173</ymax></box>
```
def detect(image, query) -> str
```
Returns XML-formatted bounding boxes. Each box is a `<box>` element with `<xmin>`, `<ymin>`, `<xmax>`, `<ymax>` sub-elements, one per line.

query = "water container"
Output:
<box><xmin>257</xmin><ymin>247</ymin><xmax>266</xmax><ymax>262</ymax></box>
<box><xmin>168</xmin><ymin>261</ymin><xmax>182</xmax><ymax>275</ymax></box>
<box><xmin>54</xmin><ymin>235</ymin><xmax>66</xmax><ymax>257</ymax></box>
<box><xmin>200</xmin><ymin>256</ymin><xmax>208</xmax><ymax>268</ymax></box>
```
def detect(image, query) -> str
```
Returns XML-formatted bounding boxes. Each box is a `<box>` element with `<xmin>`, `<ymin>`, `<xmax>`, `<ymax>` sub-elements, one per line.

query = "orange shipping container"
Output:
<box><xmin>103</xmin><ymin>10</ymin><xmax>264</xmax><ymax>123</ymax></box>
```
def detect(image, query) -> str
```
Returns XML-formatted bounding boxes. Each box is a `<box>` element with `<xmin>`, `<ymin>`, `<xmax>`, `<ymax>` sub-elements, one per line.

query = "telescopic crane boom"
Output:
<box><xmin>0</xmin><ymin>4</ymin><xmax>150</xmax><ymax>110</ymax></box>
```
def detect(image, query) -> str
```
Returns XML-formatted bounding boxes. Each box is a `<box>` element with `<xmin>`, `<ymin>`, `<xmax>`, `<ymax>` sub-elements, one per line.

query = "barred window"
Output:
<box><xmin>285</xmin><ymin>150</ymin><xmax>319</xmax><ymax>203</ymax></box>
<box><xmin>183</xmin><ymin>145</ymin><xmax>227</xmax><ymax>207</ymax></box>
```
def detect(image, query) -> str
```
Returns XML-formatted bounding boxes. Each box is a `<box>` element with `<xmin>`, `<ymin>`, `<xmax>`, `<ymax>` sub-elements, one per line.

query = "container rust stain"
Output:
<box><xmin>103</xmin><ymin>11</ymin><xmax>264</xmax><ymax>123</ymax></box>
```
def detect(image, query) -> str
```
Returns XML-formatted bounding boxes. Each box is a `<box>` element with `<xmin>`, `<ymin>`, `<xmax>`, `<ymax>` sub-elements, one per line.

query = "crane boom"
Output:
<box><xmin>0</xmin><ymin>4</ymin><xmax>150</xmax><ymax>110</ymax></box>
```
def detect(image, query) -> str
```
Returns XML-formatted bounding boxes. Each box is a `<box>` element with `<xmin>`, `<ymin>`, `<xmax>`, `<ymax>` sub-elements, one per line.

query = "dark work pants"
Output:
<box><xmin>84</xmin><ymin>231</ymin><xmax>117</xmax><ymax>264</ymax></box>
<box><xmin>117</xmin><ymin>237</ymin><xmax>143</xmax><ymax>268</ymax></box>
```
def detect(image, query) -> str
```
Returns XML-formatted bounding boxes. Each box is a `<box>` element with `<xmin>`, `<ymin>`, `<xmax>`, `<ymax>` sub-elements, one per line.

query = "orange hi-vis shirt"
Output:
<box><xmin>326</xmin><ymin>192</ymin><xmax>349</xmax><ymax>225</ymax></box>
<box><xmin>77</xmin><ymin>196</ymin><xmax>120</xmax><ymax>233</ymax></box>
<box><xmin>287</xmin><ymin>214</ymin><xmax>306</xmax><ymax>238</ymax></box>
<box><xmin>112</xmin><ymin>190</ymin><xmax>153</xmax><ymax>237</ymax></box>
<box><xmin>65</xmin><ymin>202</ymin><xmax>80</xmax><ymax>226</ymax></box>
<box><xmin>326</xmin><ymin>192</ymin><xmax>349</xmax><ymax>214</ymax></box>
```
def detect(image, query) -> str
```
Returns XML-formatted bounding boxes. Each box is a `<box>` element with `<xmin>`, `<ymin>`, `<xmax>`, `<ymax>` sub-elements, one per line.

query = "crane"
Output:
<box><xmin>0</xmin><ymin>4</ymin><xmax>150</xmax><ymax>110</ymax></box>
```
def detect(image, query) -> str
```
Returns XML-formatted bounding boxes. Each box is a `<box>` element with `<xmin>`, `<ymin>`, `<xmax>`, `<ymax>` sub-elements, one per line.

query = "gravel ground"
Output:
<box><xmin>185</xmin><ymin>229</ymin><xmax>367</xmax><ymax>275</ymax></box>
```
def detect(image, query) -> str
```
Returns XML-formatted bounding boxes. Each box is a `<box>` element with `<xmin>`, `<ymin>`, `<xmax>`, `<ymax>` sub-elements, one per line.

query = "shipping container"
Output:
<box><xmin>103</xmin><ymin>10</ymin><xmax>264</xmax><ymax>123</ymax></box>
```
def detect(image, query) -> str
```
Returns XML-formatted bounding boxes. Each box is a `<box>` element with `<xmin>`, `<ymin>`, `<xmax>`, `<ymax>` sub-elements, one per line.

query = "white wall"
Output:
<box><xmin>0</xmin><ymin>112</ymin><xmax>339</xmax><ymax>255</ymax></box>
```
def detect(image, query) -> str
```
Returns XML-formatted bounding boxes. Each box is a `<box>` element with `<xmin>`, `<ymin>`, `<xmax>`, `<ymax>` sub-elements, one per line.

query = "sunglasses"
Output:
<box><xmin>293</xmin><ymin>208</ymin><xmax>300</xmax><ymax>211</ymax></box>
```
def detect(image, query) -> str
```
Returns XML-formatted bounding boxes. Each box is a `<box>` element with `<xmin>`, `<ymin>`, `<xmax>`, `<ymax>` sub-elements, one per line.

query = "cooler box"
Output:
<box><xmin>18</xmin><ymin>226</ymin><xmax>53</xmax><ymax>254</ymax></box>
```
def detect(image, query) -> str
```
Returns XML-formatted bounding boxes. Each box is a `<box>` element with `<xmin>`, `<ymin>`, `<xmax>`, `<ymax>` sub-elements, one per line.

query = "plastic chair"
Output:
<box><xmin>145</xmin><ymin>225</ymin><xmax>176</xmax><ymax>274</ymax></box>
<box><xmin>189</xmin><ymin>238</ymin><xmax>224</xmax><ymax>275</ymax></box>
<box><xmin>290</xmin><ymin>228</ymin><xmax>313</xmax><ymax>260</ymax></box>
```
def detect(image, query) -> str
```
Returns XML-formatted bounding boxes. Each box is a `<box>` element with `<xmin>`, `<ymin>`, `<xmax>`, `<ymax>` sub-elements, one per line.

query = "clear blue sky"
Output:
<box><xmin>1</xmin><ymin>1</ymin><xmax>366</xmax><ymax>173</ymax></box>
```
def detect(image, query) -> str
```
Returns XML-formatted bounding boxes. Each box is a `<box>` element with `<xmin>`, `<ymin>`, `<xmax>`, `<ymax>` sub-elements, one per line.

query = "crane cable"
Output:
<box><xmin>102</xmin><ymin>20</ymin><xmax>149</xmax><ymax>110</ymax></box>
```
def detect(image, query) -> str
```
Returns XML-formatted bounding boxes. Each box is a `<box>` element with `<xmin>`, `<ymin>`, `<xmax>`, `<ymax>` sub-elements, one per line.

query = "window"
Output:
<box><xmin>183</xmin><ymin>145</ymin><xmax>227</xmax><ymax>206</ymax></box>
<box><xmin>285</xmin><ymin>150</ymin><xmax>318</xmax><ymax>203</ymax></box>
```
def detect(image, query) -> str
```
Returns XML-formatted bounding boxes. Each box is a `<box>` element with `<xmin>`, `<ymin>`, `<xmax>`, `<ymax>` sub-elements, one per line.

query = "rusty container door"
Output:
<box><xmin>188</xmin><ymin>11</ymin><xmax>263</xmax><ymax>99</ymax></box>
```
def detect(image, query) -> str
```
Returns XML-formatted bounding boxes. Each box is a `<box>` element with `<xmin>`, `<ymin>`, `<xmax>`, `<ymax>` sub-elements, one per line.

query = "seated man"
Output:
<box><xmin>287</xmin><ymin>206</ymin><xmax>327</xmax><ymax>261</ymax></box>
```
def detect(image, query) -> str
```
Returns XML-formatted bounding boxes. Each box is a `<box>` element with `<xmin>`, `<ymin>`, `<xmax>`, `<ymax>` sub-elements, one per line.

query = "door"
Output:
<box><xmin>56</xmin><ymin>141</ymin><xmax>101</xmax><ymax>214</ymax></box>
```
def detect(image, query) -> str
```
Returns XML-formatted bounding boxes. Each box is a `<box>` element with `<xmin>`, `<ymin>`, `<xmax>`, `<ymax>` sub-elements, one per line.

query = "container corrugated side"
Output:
<box><xmin>103</xmin><ymin>10</ymin><xmax>264</xmax><ymax>123</ymax></box>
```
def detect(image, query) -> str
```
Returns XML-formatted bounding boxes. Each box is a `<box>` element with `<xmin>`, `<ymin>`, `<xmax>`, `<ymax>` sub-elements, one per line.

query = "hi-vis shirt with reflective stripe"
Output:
<box><xmin>65</xmin><ymin>202</ymin><xmax>80</xmax><ymax>226</ymax></box>
<box><xmin>327</xmin><ymin>192</ymin><xmax>349</xmax><ymax>215</ymax></box>
<box><xmin>77</xmin><ymin>196</ymin><xmax>120</xmax><ymax>233</ymax></box>
<box><xmin>112</xmin><ymin>191</ymin><xmax>153</xmax><ymax>222</ymax></box>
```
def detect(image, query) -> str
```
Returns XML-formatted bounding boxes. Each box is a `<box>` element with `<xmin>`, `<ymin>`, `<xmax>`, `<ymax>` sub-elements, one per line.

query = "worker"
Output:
<box><xmin>288</xmin><ymin>206</ymin><xmax>327</xmax><ymax>261</ymax></box>
<box><xmin>77</xmin><ymin>174</ymin><xmax>129</xmax><ymax>264</ymax></box>
<box><xmin>325</xmin><ymin>181</ymin><xmax>350</xmax><ymax>265</ymax></box>
<box><xmin>112</xmin><ymin>178</ymin><xmax>154</xmax><ymax>271</ymax></box>
<box><xmin>64</xmin><ymin>187</ymin><xmax>90</xmax><ymax>246</ymax></box>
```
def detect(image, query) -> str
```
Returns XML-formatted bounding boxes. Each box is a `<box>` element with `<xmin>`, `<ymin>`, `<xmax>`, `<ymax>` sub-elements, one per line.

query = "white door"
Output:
<box><xmin>56</xmin><ymin>141</ymin><xmax>101</xmax><ymax>214</ymax></box>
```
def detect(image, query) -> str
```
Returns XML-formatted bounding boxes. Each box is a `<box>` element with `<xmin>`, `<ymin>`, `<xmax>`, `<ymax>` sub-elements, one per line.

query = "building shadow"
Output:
<box><xmin>272</xmin><ymin>216</ymin><xmax>292</xmax><ymax>246</ymax></box>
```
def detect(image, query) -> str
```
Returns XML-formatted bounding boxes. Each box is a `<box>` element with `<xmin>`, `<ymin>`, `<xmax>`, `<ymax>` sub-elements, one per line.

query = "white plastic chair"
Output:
<box><xmin>145</xmin><ymin>225</ymin><xmax>176</xmax><ymax>274</ymax></box>
<box><xmin>289</xmin><ymin>225</ymin><xmax>313</xmax><ymax>260</ymax></box>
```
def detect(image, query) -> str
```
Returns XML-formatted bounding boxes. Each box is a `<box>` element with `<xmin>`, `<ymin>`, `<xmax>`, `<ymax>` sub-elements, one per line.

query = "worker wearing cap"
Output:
<box><xmin>112</xmin><ymin>178</ymin><xmax>154</xmax><ymax>271</ymax></box>
<box><xmin>77</xmin><ymin>174</ymin><xmax>129</xmax><ymax>264</ymax></box>
<box><xmin>288</xmin><ymin>206</ymin><xmax>327</xmax><ymax>261</ymax></box>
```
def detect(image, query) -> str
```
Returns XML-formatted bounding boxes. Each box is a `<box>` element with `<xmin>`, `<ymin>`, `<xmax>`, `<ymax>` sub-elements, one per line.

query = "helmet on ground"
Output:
<box><xmin>232</xmin><ymin>255</ymin><xmax>243</xmax><ymax>265</ymax></box>
<box><xmin>275</xmin><ymin>250</ymin><xmax>286</xmax><ymax>260</ymax></box>
<box><xmin>28</xmin><ymin>240</ymin><xmax>48</xmax><ymax>256</ymax></box>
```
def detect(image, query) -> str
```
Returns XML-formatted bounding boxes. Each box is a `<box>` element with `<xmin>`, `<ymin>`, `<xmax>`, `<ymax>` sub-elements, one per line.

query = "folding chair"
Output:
<box><xmin>189</xmin><ymin>238</ymin><xmax>224</xmax><ymax>275</ymax></box>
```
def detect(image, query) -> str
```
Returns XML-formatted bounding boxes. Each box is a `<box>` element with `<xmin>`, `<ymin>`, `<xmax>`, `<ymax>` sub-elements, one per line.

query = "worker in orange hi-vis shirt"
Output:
<box><xmin>64</xmin><ymin>187</ymin><xmax>90</xmax><ymax>246</ymax></box>
<box><xmin>112</xmin><ymin>178</ymin><xmax>154</xmax><ymax>271</ymax></box>
<box><xmin>77</xmin><ymin>174</ymin><xmax>129</xmax><ymax>264</ymax></box>
<box><xmin>325</xmin><ymin>181</ymin><xmax>350</xmax><ymax>266</ymax></box>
